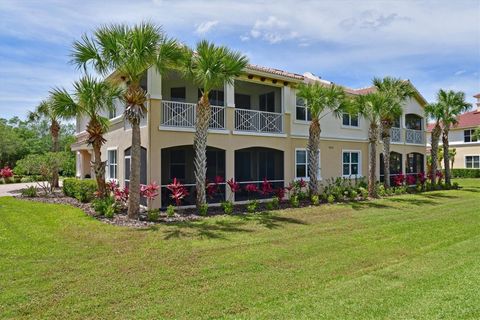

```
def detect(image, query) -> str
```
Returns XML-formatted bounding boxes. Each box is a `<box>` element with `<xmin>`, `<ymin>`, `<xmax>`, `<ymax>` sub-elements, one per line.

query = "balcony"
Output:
<box><xmin>390</xmin><ymin>127</ymin><xmax>401</xmax><ymax>143</ymax></box>
<box><xmin>161</xmin><ymin>101</ymin><xmax>225</xmax><ymax>130</ymax></box>
<box><xmin>234</xmin><ymin>109</ymin><xmax>284</xmax><ymax>134</ymax></box>
<box><xmin>405</xmin><ymin>129</ymin><xmax>424</xmax><ymax>145</ymax></box>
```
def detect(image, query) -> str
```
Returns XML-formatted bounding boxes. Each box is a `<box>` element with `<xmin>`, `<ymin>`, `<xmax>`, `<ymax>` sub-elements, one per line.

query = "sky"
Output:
<box><xmin>0</xmin><ymin>0</ymin><xmax>479</xmax><ymax>119</ymax></box>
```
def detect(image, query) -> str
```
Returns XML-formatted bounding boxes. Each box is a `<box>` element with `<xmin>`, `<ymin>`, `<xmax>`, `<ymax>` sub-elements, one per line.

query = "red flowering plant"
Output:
<box><xmin>245</xmin><ymin>183</ymin><xmax>258</xmax><ymax>200</ymax></box>
<box><xmin>286</xmin><ymin>178</ymin><xmax>308</xmax><ymax>199</ymax></box>
<box><xmin>167</xmin><ymin>178</ymin><xmax>189</xmax><ymax>206</ymax></box>
<box><xmin>141</xmin><ymin>181</ymin><xmax>160</xmax><ymax>201</ymax></box>
<box><xmin>406</xmin><ymin>174</ymin><xmax>417</xmax><ymax>186</ymax></box>
<box><xmin>0</xmin><ymin>166</ymin><xmax>13</xmax><ymax>181</ymax></box>
<box><xmin>418</xmin><ymin>172</ymin><xmax>427</xmax><ymax>185</ymax></box>
<box><xmin>206</xmin><ymin>175</ymin><xmax>224</xmax><ymax>200</ymax></box>
<box><xmin>259</xmin><ymin>178</ymin><xmax>273</xmax><ymax>197</ymax></box>
<box><xmin>392</xmin><ymin>174</ymin><xmax>405</xmax><ymax>187</ymax></box>
<box><xmin>226</xmin><ymin>178</ymin><xmax>240</xmax><ymax>201</ymax></box>
<box><xmin>436</xmin><ymin>170</ymin><xmax>444</xmax><ymax>184</ymax></box>
<box><xmin>274</xmin><ymin>187</ymin><xmax>286</xmax><ymax>202</ymax></box>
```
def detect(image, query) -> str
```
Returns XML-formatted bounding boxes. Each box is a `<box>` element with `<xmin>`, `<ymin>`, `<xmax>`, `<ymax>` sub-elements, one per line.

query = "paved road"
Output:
<box><xmin>0</xmin><ymin>182</ymin><xmax>42</xmax><ymax>197</ymax></box>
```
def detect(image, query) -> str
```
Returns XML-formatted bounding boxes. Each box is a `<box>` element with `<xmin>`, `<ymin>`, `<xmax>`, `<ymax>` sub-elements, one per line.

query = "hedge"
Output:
<box><xmin>63</xmin><ymin>178</ymin><xmax>97</xmax><ymax>203</ymax></box>
<box><xmin>450</xmin><ymin>169</ymin><xmax>480</xmax><ymax>178</ymax></box>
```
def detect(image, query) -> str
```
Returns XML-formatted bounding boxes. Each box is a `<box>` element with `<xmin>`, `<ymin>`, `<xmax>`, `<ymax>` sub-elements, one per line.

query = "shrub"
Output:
<box><xmin>394</xmin><ymin>188</ymin><xmax>403</xmax><ymax>195</ymax></box>
<box><xmin>349</xmin><ymin>190</ymin><xmax>358</xmax><ymax>201</ymax></box>
<box><xmin>246</xmin><ymin>200</ymin><xmax>258</xmax><ymax>213</ymax></box>
<box><xmin>450</xmin><ymin>169</ymin><xmax>480</xmax><ymax>178</ymax></box>
<box><xmin>199</xmin><ymin>203</ymin><xmax>208</xmax><ymax>216</ymax></box>
<box><xmin>167</xmin><ymin>178</ymin><xmax>189</xmax><ymax>206</ymax></box>
<box><xmin>385</xmin><ymin>188</ymin><xmax>393</xmax><ymax>196</ymax></box>
<box><xmin>74</xmin><ymin>180</ymin><xmax>97</xmax><ymax>203</ymax></box>
<box><xmin>221</xmin><ymin>201</ymin><xmax>234</xmax><ymax>215</ymax></box>
<box><xmin>327</xmin><ymin>194</ymin><xmax>335</xmax><ymax>204</ymax></box>
<box><xmin>289</xmin><ymin>195</ymin><xmax>299</xmax><ymax>208</ymax></box>
<box><xmin>21</xmin><ymin>186</ymin><xmax>37</xmax><ymax>197</ymax></box>
<box><xmin>147</xmin><ymin>210</ymin><xmax>159</xmax><ymax>222</ymax></box>
<box><xmin>311</xmin><ymin>194</ymin><xmax>320</xmax><ymax>205</ymax></box>
<box><xmin>0</xmin><ymin>166</ymin><xmax>14</xmax><ymax>179</ymax></box>
<box><xmin>92</xmin><ymin>196</ymin><xmax>115</xmax><ymax>216</ymax></box>
<box><xmin>452</xmin><ymin>182</ymin><xmax>460</xmax><ymax>189</ymax></box>
<box><xmin>377</xmin><ymin>184</ymin><xmax>386</xmax><ymax>197</ymax></box>
<box><xmin>63</xmin><ymin>178</ymin><xmax>77</xmax><ymax>197</ymax></box>
<box><xmin>358</xmin><ymin>187</ymin><xmax>368</xmax><ymax>199</ymax></box>
<box><xmin>166</xmin><ymin>205</ymin><xmax>175</xmax><ymax>217</ymax></box>
<box><xmin>271</xmin><ymin>196</ymin><xmax>280</xmax><ymax>209</ymax></box>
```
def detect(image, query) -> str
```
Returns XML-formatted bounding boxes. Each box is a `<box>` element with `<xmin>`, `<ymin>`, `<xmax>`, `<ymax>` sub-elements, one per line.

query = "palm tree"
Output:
<box><xmin>28</xmin><ymin>99</ymin><xmax>61</xmax><ymax>187</ymax></box>
<box><xmin>71</xmin><ymin>22</ymin><xmax>182</xmax><ymax>218</ymax></box>
<box><xmin>180</xmin><ymin>40</ymin><xmax>248</xmax><ymax>208</ymax></box>
<box><xmin>425</xmin><ymin>102</ymin><xmax>443</xmax><ymax>185</ymax></box>
<box><xmin>436</xmin><ymin>89</ymin><xmax>471</xmax><ymax>185</ymax></box>
<box><xmin>296</xmin><ymin>83</ymin><xmax>346</xmax><ymax>194</ymax></box>
<box><xmin>373</xmin><ymin>77</ymin><xmax>415</xmax><ymax>187</ymax></box>
<box><xmin>350</xmin><ymin>92</ymin><xmax>386</xmax><ymax>197</ymax></box>
<box><xmin>51</xmin><ymin>76</ymin><xmax>122</xmax><ymax>197</ymax></box>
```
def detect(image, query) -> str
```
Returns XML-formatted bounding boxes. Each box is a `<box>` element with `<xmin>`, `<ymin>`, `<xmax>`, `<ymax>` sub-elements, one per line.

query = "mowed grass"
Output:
<box><xmin>1</xmin><ymin>180</ymin><xmax>480</xmax><ymax>319</ymax></box>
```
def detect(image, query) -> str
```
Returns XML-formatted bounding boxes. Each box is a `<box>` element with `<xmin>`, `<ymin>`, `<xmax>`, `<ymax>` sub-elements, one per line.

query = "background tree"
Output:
<box><xmin>425</xmin><ymin>102</ymin><xmax>443</xmax><ymax>185</ymax></box>
<box><xmin>436</xmin><ymin>89</ymin><xmax>471</xmax><ymax>185</ymax></box>
<box><xmin>297</xmin><ymin>82</ymin><xmax>346</xmax><ymax>194</ymax></box>
<box><xmin>71</xmin><ymin>22</ymin><xmax>182</xmax><ymax>218</ymax></box>
<box><xmin>28</xmin><ymin>99</ymin><xmax>61</xmax><ymax>187</ymax></box>
<box><xmin>51</xmin><ymin>76</ymin><xmax>122</xmax><ymax>197</ymax></box>
<box><xmin>449</xmin><ymin>148</ymin><xmax>456</xmax><ymax>169</ymax></box>
<box><xmin>351</xmin><ymin>92</ymin><xmax>386</xmax><ymax>197</ymax></box>
<box><xmin>180</xmin><ymin>40</ymin><xmax>248</xmax><ymax>208</ymax></box>
<box><xmin>374</xmin><ymin>77</ymin><xmax>415</xmax><ymax>187</ymax></box>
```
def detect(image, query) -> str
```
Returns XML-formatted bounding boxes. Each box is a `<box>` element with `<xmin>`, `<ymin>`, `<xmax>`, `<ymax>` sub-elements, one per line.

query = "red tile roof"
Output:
<box><xmin>427</xmin><ymin>110</ymin><xmax>480</xmax><ymax>132</ymax></box>
<box><xmin>246</xmin><ymin>64</ymin><xmax>304</xmax><ymax>80</ymax></box>
<box><xmin>474</xmin><ymin>93</ymin><xmax>480</xmax><ymax>98</ymax></box>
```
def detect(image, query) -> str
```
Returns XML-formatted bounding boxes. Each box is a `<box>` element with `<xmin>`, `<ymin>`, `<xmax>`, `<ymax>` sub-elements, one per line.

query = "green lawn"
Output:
<box><xmin>1</xmin><ymin>179</ymin><xmax>479</xmax><ymax>319</ymax></box>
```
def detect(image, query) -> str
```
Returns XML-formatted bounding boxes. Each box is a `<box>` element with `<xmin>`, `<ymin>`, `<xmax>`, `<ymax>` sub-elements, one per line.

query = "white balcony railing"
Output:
<box><xmin>161</xmin><ymin>101</ymin><xmax>225</xmax><ymax>129</ymax></box>
<box><xmin>234</xmin><ymin>108</ymin><xmax>283</xmax><ymax>134</ymax></box>
<box><xmin>390</xmin><ymin>127</ymin><xmax>401</xmax><ymax>143</ymax></box>
<box><xmin>405</xmin><ymin>129</ymin><xmax>424</xmax><ymax>144</ymax></box>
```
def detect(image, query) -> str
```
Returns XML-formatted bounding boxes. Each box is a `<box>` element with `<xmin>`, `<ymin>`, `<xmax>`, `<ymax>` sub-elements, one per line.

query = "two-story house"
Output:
<box><xmin>71</xmin><ymin>64</ymin><xmax>428</xmax><ymax>208</ymax></box>
<box><xmin>427</xmin><ymin>93</ymin><xmax>480</xmax><ymax>169</ymax></box>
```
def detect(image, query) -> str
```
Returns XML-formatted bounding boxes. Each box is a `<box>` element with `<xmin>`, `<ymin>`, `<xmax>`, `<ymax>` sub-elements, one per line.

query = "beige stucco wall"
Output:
<box><xmin>450</xmin><ymin>144</ymin><xmax>480</xmax><ymax>168</ymax></box>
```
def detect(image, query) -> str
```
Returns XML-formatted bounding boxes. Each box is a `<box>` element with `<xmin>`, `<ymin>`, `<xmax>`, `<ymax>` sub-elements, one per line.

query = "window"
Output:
<box><xmin>109</xmin><ymin>108</ymin><xmax>117</xmax><ymax>119</ymax></box>
<box><xmin>170</xmin><ymin>149</ymin><xmax>186</xmax><ymax>180</ymax></box>
<box><xmin>342</xmin><ymin>113</ymin><xmax>359</xmax><ymax>127</ymax></box>
<box><xmin>296</xmin><ymin>97</ymin><xmax>312</xmax><ymax>121</ymax></box>
<box><xmin>259</xmin><ymin>92</ymin><xmax>275</xmax><ymax>112</ymax></box>
<box><xmin>107</xmin><ymin>149</ymin><xmax>117</xmax><ymax>180</ymax></box>
<box><xmin>198</xmin><ymin>89</ymin><xmax>224</xmax><ymax>106</ymax></box>
<box><xmin>465</xmin><ymin>156</ymin><xmax>480</xmax><ymax>168</ymax></box>
<box><xmin>342</xmin><ymin>151</ymin><xmax>361</xmax><ymax>177</ymax></box>
<box><xmin>235</xmin><ymin>93</ymin><xmax>251</xmax><ymax>109</ymax></box>
<box><xmin>295</xmin><ymin>149</ymin><xmax>321</xmax><ymax>180</ymax></box>
<box><xmin>170</xmin><ymin>87</ymin><xmax>186</xmax><ymax>102</ymax></box>
<box><xmin>464</xmin><ymin>129</ymin><xmax>478</xmax><ymax>143</ymax></box>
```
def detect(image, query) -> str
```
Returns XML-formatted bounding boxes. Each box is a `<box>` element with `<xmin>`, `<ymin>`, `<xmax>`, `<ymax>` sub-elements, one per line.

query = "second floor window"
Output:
<box><xmin>342</xmin><ymin>113</ymin><xmax>359</xmax><ymax>127</ymax></box>
<box><xmin>464</xmin><ymin>129</ymin><xmax>478</xmax><ymax>143</ymax></box>
<box><xmin>171</xmin><ymin>87</ymin><xmax>186</xmax><ymax>102</ymax></box>
<box><xmin>296</xmin><ymin>97</ymin><xmax>312</xmax><ymax>121</ymax></box>
<box><xmin>259</xmin><ymin>92</ymin><xmax>275</xmax><ymax>112</ymax></box>
<box><xmin>198</xmin><ymin>89</ymin><xmax>225</xmax><ymax>106</ymax></box>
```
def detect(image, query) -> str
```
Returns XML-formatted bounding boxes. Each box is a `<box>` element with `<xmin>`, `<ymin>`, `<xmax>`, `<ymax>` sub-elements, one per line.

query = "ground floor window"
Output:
<box><xmin>342</xmin><ymin>150</ymin><xmax>361</xmax><ymax>177</ymax></box>
<box><xmin>295</xmin><ymin>149</ymin><xmax>321</xmax><ymax>180</ymax></box>
<box><xmin>380</xmin><ymin>152</ymin><xmax>402</xmax><ymax>184</ymax></box>
<box><xmin>107</xmin><ymin>149</ymin><xmax>117</xmax><ymax>180</ymax></box>
<box><xmin>465</xmin><ymin>155</ymin><xmax>480</xmax><ymax>168</ymax></box>
<box><xmin>235</xmin><ymin>147</ymin><xmax>284</xmax><ymax>201</ymax></box>
<box><xmin>406</xmin><ymin>152</ymin><xmax>424</xmax><ymax>174</ymax></box>
<box><xmin>161</xmin><ymin>146</ymin><xmax>226</xmax><ymax>207</ymax></box>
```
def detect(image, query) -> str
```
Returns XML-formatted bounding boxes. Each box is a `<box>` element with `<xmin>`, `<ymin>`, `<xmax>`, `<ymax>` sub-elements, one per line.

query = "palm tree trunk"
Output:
<box><xmin>92</xmin><ymin>140</ymin><xmax>106</xmax><ymax>197</ymax></box>
<box><xmin>442</xmin><ymin>128</ymin><xmax>451</xmax><ymax>185</ymax></box>
<box><xmin>307</xmin><ymin>119</ymin><xmax>321</xmax><ymax>195</ymax></box>
<box><xmin>430</xmin><ymin>124</ymin><xmax>441</xmax><ymax>185</ymax></box>
<box><xmin>194</xmin><ymin>94</ymin><xmax>210</xmax><ymax>209</ymax></box>
<box><xmin>128</xmin><ymin>121</ymin><xmax>141</xmax><ymax>219</ymax></box>
<box><xmin>50</xmin><ymin>119</ymin><xmax>60</xmax><ymax>188</ymax></box>
<box><xmin>368</xmin><ymin>124</ymin><xmax>378</xmax><ymax>197</ymax></box>
<box><xmin>381</xmin><ymin>121</ymin><xmax>391</xmax><ymax>187</ymax></box>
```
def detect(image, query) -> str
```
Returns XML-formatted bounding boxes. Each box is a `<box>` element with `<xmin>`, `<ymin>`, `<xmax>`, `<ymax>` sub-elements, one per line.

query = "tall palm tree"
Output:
<box><xmin>71</xmin><ymin>22</ymin><xmax>182</xmax><ymax>218</ymax></box>
<box><xmin>351</xmin><ymin>92</ymin><xmax>386</xmax><ymax>197</ymax></box>
<box><xmin>28</xmin><ymin>99</ymin><xmax>61</xmax><ymax>187</ymax></box>
<box><xmin>436</xmin><ymin>89</ymin><xmax>471</xmax><ymax>185</ymax></box>
<box><xmin>51</xmin><ymin>76</ymin><xmax>122</xmax><ymax>197</ymax></box>
<box><xmin>180</xmin><ymin>40</ymin><xmax>248</xmax><ymax>208</ymax></box>
<box><xmin>373</xmin><ymin>77</ymin><xmax>415</xmax><ymax>187</ymax></box>
<box><xmin>425</xmin><ymin>102</ymin><xmax>443</xmax><ymax>185</ymax></box>
<box><xmin>296</xmin><ymin>83</ymin><xmax>346</xmax><ymax>194</ymax></box>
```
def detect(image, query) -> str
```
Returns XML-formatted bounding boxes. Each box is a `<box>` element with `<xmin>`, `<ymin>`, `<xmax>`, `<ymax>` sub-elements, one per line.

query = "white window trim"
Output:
<box><xmin>295</xmin><ymin>94</ymin><xmax>311</xmax><ymax>122</ymax></box>
<box><xmin>124</xmin><ymin>152</ymin><xmax>131</xmax><ymax>184</ymax></box>
<box><xmin>464</xmin><ymin>155</ymin><xmax>480</xmax><ymax>169</ymax></box>
<box><xmin>295</xmin><ymin>148</ymin><xmax>321</xmax><ymax>181</ymax></box>
<box><xmin>464</xmin><ymin>129</ymin><xmax>478</xmax><ymax>144</ymax></box>
<box><xmin>342</xmin><ymin>149</ymin><xmax>362</xmax><ymax>178</ymax></box>
<box><xmin>106</xmin><ymin>147</ymin><xmax>118</xmax><ymax>181</ymax></box>
<box><xmin>341</xmin><ymin>113</ymin><xmax>360</xmax><ymax>129</ymax></box>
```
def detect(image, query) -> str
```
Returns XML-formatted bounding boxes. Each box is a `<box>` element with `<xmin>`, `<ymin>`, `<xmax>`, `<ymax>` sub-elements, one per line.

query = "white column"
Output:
<box><xmin>225</xmin><ymin>81</ymin><xmax>235</xmax><ymax>108</ymax></box>
<box><xmin>148</xmin><ymin>67</ymin><xmax>162</xmax><ymax>99</ymax></box>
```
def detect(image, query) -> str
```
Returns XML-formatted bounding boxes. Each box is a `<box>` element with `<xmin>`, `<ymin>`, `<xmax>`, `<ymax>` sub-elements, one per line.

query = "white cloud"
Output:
<box><xmin>249</xmin><ymin>16</ymin><xmax>298</xmax><ymax>44</ymax></box>
<box><xmin>454</xmin><ymin>70</ymin><xmax>467</xmax><ymax>76</ymax></box>
<box><xmin>194</xmin><ymin>20</ymin><xmax>219</xmax><ymax>35</ymax></box>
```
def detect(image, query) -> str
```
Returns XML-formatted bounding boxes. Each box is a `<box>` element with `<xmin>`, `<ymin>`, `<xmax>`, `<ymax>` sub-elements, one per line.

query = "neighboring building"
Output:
<box><xmin>72</xmin><ymin>65</ymin><xmax>428</xmax><ymax>208</ymax></box>
<box><xmin>427</xmin><ymin>93</ymin><xmax>480</xmax><ymax>169</ymax></box>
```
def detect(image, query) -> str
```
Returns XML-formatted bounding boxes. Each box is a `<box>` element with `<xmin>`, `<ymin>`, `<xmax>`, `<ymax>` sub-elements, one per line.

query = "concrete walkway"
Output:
<box><xmin>0</xmin><ymin>182</ymin><xmax>42</xmax><ymax>197</ymax></box>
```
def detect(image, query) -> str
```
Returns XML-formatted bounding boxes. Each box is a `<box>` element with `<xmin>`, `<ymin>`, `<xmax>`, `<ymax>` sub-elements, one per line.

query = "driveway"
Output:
<box><xmin>0</xmin><ymin>182</ymin><xmax>42</xmax><ymax>197</ymax></box>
